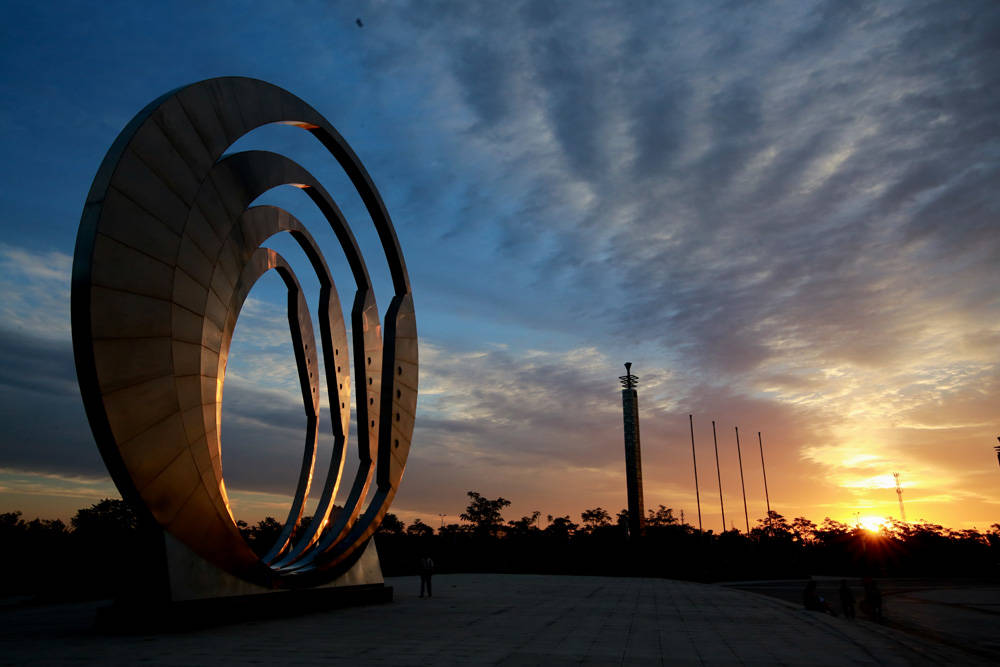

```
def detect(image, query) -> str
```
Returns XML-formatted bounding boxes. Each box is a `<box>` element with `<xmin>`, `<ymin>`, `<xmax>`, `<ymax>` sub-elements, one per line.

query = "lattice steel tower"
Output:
<box><xmin>893</xmin><ymin>472</ymin><xmax>906</xmax><ymax>523</ymax></box>
<box><xmin>619</xmin><ymin>363</ymin><xmax>646</xmax><ymax>539</ymax></box>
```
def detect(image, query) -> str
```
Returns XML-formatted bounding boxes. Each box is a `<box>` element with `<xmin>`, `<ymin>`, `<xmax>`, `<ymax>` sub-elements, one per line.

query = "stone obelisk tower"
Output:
<box><xmin>619</xmin><ymin>362</ymin><xmax>646</xmax><ymax>539</ymax></box>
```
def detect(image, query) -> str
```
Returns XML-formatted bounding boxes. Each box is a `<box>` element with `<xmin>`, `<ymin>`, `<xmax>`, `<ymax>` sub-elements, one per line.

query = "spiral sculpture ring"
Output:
<box><xmin>71</xmin><ymin>77</ymin><xmax>417</xmax><ymax>588</ymax></box>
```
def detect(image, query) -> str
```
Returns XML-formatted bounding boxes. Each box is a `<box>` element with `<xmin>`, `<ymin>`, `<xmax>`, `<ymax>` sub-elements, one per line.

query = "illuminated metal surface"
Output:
<box><xmin>72</xmin><ymin>77</ymin><xmax>418</xmax><ymax>588</ymax></box>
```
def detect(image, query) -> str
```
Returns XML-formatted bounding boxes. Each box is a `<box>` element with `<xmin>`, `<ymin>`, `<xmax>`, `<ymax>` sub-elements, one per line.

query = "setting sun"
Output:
<box><xmin>858</xmin><ymin>516</ymin><xmax>889</xmax><ymax>533</ymax></box>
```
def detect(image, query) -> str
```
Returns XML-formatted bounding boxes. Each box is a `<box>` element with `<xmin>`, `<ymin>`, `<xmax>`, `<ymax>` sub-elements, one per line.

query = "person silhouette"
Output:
<box><xmin>839</xmin><ymin>580</ymin><xmax>856</xmax><ymax>619</ymax></box>
<box><xmin>418</xmin><ymin>554</ymin><xmax>434</xmax><ymax>598</ymax></box>
<box><xmin>861</xmin><ymin>578</ymin><xmax>883</xmax><ymax>621</ymax></box>
<box><xmin>803</xmin><ymin>580</ymin><xmax>822</xmax><ymax>611</ymax></box>
<box><xmin>803</xmin><ymin>579</ymin><xmax>835</xmax><ymax>614</ymax></box>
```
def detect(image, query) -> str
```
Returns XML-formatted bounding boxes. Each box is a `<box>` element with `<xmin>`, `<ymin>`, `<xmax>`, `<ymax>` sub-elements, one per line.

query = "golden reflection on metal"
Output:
<box><xmin>72</xmin><ymin>77</ymin><xmax>418</xmax><ymax>588</ymax></box>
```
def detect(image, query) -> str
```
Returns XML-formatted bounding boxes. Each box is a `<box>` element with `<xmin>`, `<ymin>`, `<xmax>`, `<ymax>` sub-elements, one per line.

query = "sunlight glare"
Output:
<box><xmin>858</xmin><ymin>515</ymin><xmax>888</xmax><ymax>533</ymax></box>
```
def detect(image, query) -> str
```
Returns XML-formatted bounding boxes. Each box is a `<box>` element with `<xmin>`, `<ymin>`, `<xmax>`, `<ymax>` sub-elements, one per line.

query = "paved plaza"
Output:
<box><xmin>1</xmin><ymin>574</ymin><xmax>992</xmax><ymax>665</ymax></box>
<box><xmin>725</xmin><ymin>577</ymin><xmax>1000</xmax><ymax>663</ymax></box>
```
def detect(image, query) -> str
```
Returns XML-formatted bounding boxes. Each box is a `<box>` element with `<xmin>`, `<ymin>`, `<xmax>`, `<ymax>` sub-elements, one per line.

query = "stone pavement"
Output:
<box><xmin>884</xmin><ymin>584</ymin><xmax>1000</xmax><ymax>660</ymax></box>
<box><xmin>0</xmin><ymin>574</ymin><xmax>990</xmax><ymax>665</ymax></box>
<box><xmin>724</xmin><ymin>577</ymin><xmax>1000</xmax><ymax>662</ymax></box>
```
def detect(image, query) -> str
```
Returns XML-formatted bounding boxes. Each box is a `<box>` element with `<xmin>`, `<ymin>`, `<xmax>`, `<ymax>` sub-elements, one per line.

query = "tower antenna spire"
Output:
<box><xmin>893</xmin><ymin>472</ymin><xmax>906</xmax><ymax>523</ymax></box>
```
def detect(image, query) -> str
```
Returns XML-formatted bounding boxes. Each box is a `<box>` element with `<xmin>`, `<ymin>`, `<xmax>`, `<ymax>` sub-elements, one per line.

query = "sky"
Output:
<box><xmin>0</xmin><ymin>1</ymin><xmax>997</xmax><ymax>533</ymax></box>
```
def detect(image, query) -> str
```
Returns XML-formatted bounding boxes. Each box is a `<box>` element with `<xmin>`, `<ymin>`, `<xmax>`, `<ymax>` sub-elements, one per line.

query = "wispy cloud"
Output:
<box><xmin>0</xmin><ymin>1</ymin><xmax>997</xmax><ymax>528</ymax></box>
<box><xmin>0</xmin><ymin>244</ymin><xmax>72</xmax><ymax>340</ymax></box>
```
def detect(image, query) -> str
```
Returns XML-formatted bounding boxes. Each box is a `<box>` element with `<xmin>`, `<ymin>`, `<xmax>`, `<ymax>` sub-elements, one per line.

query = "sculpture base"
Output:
<box><xmin>162</xmin><ymin>532</ymin><xmax>385</xmax><ymax>601</ymax></box>
<box><xmin>96</xmin><ymin>583</ymin><xmax>392</xmax><ymax>632</ymax></box>
<box><xmin>96</xmin><ymin>533</ymin><xmax>390</xmax><ymax>632</ymax></box>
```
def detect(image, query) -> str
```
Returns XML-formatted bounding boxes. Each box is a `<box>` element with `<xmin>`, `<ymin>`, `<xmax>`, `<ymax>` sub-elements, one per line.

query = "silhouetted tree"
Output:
<box><xmin>815</xmin><ymin>518</ymin><xmax>850</xmax><ymax>544</ymax></box>
<box><xmin>60</xmin><ymin>499</ymin><xmax>141</xmax><ymax>599</ymax></box>
<box><xmin>70</xmin><ymin>498</ymin><xmax>136</xmax><ymax>537</ymax></box>
<box><xmin>581</xmin><ymin>507</ymin><xmax>611</xmax><ymax>531</ymax></box>
<box><xmin>1</xmin><ymin>510</ymin><xmax>24</xmax><ymax>532</ymax></box>
<box><xmin>791</xmin><ymin>516</ymin><xmax>817</xmax><ymax>543</ymax></box>
<box><xmin>406</xmin><ymin>518</ymin><xmax>434</xmax><ymax>537</ymax></box>
<box><xmin>379</xmin><ymin>512</ymin><xmax>405</xmax><ymax>535</ymax></box>
<box><xmin>25</xmin><ymin>518</ymin><xmax>68</xmax><ymax>538</ymax></box>
<box><xmin>239</xmin><ymin>516</ymin><xmax>283</xmax><ymax>557</ymax></box>
<box><xmin>646</xmin><ymin>505</ymin><xmax>677</xmax><ymax>527</ymax></box>
<box><xmin>753</xmin><ymin>511</ymin><xmax>792</xmax><ymax>539</ymax></box>
<box><xmin>460</xmin><ymin>491</ymin><xmax>510</xmax><ymax>537</ymax></box>
<box><xmin>507</xmin><ymin>511</ymin><xmax>541</xmax><ymax>536</ymax></box>
<box><xmin>291</xmin><ymin>515</ymin><xmax>313</xmax><ymax>543</ymax></box>
<box><xmin>438</xmin><ymin>523</ymin><xmax>472</xmax><ymax>537</ymax></box>
<box><xmin>544</xmin><ymin>515</ymin><xmax>579</xmax><ymax>539</ymax></box>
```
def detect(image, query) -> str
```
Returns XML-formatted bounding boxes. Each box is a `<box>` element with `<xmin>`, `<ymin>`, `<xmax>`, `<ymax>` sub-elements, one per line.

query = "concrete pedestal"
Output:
<box><xmin>96</xmin><ymin>536</ymin><xmax>391</xmax><ymax>632</ymax></box>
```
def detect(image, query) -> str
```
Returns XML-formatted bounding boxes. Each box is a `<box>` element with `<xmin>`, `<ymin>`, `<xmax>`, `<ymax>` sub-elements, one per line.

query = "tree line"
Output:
<box><xmin>375</xmin><ymin>492</ymin><xmax>1000</xmax><ymax>580</ymax></box>
<box><xmin>2</xmin><ymin>493</ymin><xmax>998</xmax><ymax>601</ymax></box>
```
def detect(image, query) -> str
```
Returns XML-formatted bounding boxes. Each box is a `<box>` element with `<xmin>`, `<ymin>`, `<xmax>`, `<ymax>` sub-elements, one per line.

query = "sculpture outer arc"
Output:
<box><xmin>236</xmin><ymin>206</ymin><xmax>350</xmax><ymax>446</ymax></box>
<box><xmin>71</xmin><ymin>85</ymin><xmax>190</xmax><ymax>521</ymax></box>
<box><xmin>210</xmin><ymin>155</ymin><xmax>387</xmax><ymax>569</ymax></box>
<box><xmin>222</xmin><ymin>247</ymin><xmax>321</xmax><ymax>565</ymax></box>
<box><xmin>292</xmin><ymin>292</ymin><xmax>416</xmax><ymax>578</ymax></box>
<box><xmin>306</xmin><ymin>127</ymin><xmax>411</xmax><ymax>296</ymax></box>
<box><xmin>233</xmin><ymin>206</ymin><xmax>353</xmax><ymax>566</ymax></box>
<box><xmin>180</xmin><ymin>150</ymin><xmax>380</xmax><ymax>579</ymax></box>
<box><xmin>176</xmin><ymin>151</ymin><xmax>384</xmax><ymax>582</ymax></box>
<box><xmin>274</xmin><ymin>137</ymin><xmax>420</xmax><ymax>573</ymax></box>
<box><xmin>306</xmin><ymin>116</ymin><xmax>419</xmax><ymax>572</ymax></box>
<box><xmin>279</xmin><ymin>229</ymin><xmax>418</xmax><ymax>572</ymax></box>
<box><xmin>213</xmin><ymin>79</ymin><xmax>418</xmax><ymax>579</ymax></box>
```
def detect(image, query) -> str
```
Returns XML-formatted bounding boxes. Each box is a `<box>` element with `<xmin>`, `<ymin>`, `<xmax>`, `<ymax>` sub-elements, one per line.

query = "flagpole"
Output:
<box><xmin>735</xmin><ymin>426</ymin><xmax>750</xmax><ymax>533</ymax></box>
<box><xmin>712</xmin><ymin>420</ymin><xmax>726</xmax><ymax>533</ymax></box>
<box><xmin>689</xmin><ymin>414</ymin><xmax>702</xmax><ymax>532</ymax></box>
<box><xmin>758</xmin><ymin>431</ymin><xmax>771</xmax><ymax>515</ymax></box>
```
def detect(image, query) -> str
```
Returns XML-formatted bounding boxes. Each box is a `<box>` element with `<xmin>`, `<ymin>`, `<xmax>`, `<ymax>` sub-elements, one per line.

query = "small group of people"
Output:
<box><xmin>803</xmin><ymin>577</ymin><xmax>882</xmax><ymax>621</ymax></box>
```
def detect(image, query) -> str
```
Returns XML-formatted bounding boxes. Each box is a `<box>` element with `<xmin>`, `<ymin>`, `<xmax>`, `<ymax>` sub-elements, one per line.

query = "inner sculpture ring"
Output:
<box><xmin>71</xmin><ymin>77</ymin><xmax>418</xmax><ymax>588</ymax></box>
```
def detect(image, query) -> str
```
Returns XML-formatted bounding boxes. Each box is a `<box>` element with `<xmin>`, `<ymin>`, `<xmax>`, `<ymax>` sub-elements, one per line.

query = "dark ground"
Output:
<box><xmin>723</xmin><ymin>577</ymin><xmax>1000</xmax><ymax>662</ymax></box>
<box><xmin>2</xmin><ymin>574</ymin><xmax>993</xmax><ymax>665</ymax></box>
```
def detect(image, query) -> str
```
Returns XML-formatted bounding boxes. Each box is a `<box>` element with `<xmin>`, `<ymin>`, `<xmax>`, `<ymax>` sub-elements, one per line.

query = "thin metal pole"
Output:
<box><xmin>735</xmin><ymin>426</ymin><xmax>750</xmax><ymax>533</ymax></box>
<box><xmin>712</xmin><ymin>420</ymin><xmax>726</xmax><ymax>533</ymax></box>
<box><xmin>758</xmin><ymin>431</ymin><xmax>771</xmax><ymax>515</ymax></box>
<box><xmin>689</xmin><ymin>414</ymin><xmax>702</xmax><ymax>532</ymax></box>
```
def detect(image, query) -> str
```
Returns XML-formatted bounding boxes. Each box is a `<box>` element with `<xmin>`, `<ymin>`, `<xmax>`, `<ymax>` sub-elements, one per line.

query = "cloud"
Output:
<box><xmin>1</xmin><ymin>1</ymin><xmax>998</xmax><ymax>529</ymax></box>
<box><xmin>0</xmin><ymin>244</ymin><xmax>72</xmax><ymax>340</ymax></box>
<box><xmin>347</xmin><ymin>3</ymin><xmax>998</xmax><ymax>413</ymax></box>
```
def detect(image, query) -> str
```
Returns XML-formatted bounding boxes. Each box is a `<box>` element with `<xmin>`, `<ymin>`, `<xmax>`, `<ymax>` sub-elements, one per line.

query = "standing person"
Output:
<box><xmin>839</xmin><ymin>580</ymin><xmax>856</xmax><ymax>619</ymax></box>
<box><xmin>871</xmin><ymin>580</ymin><xmax>883</xmax><ymax>621</ymax></box>
<box><xmin>418</xmin><ymin>554</ymin><xmax>434</xmax><ymax>598</ymax></box>
<box><xmin>862</xmin><ymin>578</ymin><xmax>883</xmax><ymax>622</ymax></box>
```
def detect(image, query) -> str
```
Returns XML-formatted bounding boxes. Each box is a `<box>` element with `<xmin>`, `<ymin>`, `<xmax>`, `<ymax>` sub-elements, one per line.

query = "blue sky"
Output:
<box><xmin>1</xmin><ymin>1</ymin><xmax>998</xmax><ymax>531</ymax></box>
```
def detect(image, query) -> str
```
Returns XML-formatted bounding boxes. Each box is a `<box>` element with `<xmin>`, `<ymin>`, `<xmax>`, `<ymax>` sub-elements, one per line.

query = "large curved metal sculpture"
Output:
<box><xmin>71</xmin><ymin>77</ymin><xmax>417</xmax><ymax>589</ymax></box>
